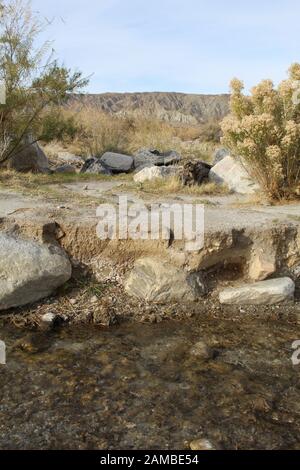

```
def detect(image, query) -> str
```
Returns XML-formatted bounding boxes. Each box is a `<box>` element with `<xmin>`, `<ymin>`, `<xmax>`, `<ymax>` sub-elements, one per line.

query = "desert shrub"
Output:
<box><xmin>0</xmin><ymin>0</ymin><xmax>87</xmax><ymax>164</ymax></box>
<box><xmin>221</xmin><ymin>64</ymin><xmax>300</xmax><ymax>200</ymax></box>
<box><xmin>40</xmin><ymin>108</ymin><xmax>79</xmax><ymax>143</ymax></box>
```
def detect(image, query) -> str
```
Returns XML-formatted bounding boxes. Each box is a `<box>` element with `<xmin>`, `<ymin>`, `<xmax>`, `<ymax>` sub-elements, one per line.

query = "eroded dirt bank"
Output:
<box><xmin>0</xmin><ymin>182</ymin><xmax>300</xmax><ymax>450</ymax></box>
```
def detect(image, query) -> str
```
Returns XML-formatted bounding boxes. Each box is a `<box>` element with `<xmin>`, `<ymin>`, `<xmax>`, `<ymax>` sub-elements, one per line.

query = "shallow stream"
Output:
<box><xmin>0</xmin><ymin>313</ymin><xmax>300</xmax><ymax>450</ymax></box>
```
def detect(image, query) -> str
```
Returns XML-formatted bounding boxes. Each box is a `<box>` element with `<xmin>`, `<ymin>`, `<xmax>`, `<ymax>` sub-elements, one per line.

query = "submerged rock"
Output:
<box><xmin>190</xmin><ymin>341</ymin><xmax>214</xmax><ymax>360</ymax></box>
<box><xmin>219</xmin><ymin>277</ymin><xmax>295</xmax><ymax>306</ymax></box>
<box><xmin>209</xmin><ymin>155</ymin><xmax>259</xmax><ymax>194</ymax></box>
<box><xmin>190</xmin><ymin>438</ymin><xmax>217</xmax><ymax>451</ymax></box>
<box><xmin>124</xmin><ymin>258</ymin><xmax>206</xmax><ymax>303</ymax></box>
<box><xmin>0</xmin><ymin>233</ymin><xmax>72</xmax><ymax>310</ymax></box>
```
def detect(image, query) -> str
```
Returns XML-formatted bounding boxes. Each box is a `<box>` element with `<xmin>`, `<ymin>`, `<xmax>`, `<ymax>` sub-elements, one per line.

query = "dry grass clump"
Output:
<box><xmin>136</xmin><ymin>176</ymin><xmax>230</xmax><ymax>196</ymax></box>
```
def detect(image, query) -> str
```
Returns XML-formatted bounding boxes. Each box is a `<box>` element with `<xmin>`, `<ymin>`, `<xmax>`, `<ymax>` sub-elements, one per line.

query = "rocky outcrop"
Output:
<box><xmin>0</xmin><ymin>233</ymin><xmax>72</xmax><ymax>310</ymax></box>
<box><xmin>100</xmin><ymin>152</ymin><xmax>134</xmax><ymax>173</ymax></box>
<box><xmin>209</xmin><ymin>155</ymin><xmax>259</xmax><ymax>194</ymax></box>
<box><xmin>219</xmin><ymin>278</ymin><xmax>295</xmax><ymax>306</ymax></box>
<box><xmin>6</xmin><ymin>143</ymin><xmax>50</xmax><ymax>173</ymax></box>
<box><xmin>179</xmin><ymin>160</ymin><xmax>212</xmax><ymax>186</ymax></box>
<box><xmin>134</xmin><ymin>149</ymin><xmax>181</xmax><ymax>169</ymax></box>
<box><xmin>80</xmin><ymin>158</ymin><xmax>112</xmax><ymax>175</ymax></box>
<box><xmin>124</xmin><ymin>258</ymin><xmax>206</xmax><ymax>303</ymax></box>
<box><xmin>134</xmin><ymin>165</ymin><xmax>178</xmax><ymax>183</ymax></box>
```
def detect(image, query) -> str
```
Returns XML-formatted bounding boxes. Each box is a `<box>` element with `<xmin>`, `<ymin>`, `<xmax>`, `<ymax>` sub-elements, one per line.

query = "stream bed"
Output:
<box><xmin>0</xmin><ymin>312</ymin><xmax>300</xmax><ymax>450</ymax></box>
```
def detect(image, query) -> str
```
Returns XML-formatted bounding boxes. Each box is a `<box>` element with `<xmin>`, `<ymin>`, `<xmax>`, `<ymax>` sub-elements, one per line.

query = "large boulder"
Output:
<box><xmin>100</xmin><ymin>152</ymin><xmax>134</xmax><ymax>173</ymax></box>
<box><xmin>124</xmin><ymin>258</ymin><xmax>206</xmax><ymax>303</ymax></box>
<box><xmin>80</xmin><ymin>158</ymin><xmax>112</xmax><ymax>175</ymax></box>
<box><xmin>0</xmin><ymin>233</ymin><xmax>72</xmax><ymax>310</ymax></box>
<box><xmin>213</xmin><ymin>147</ymin><xmax>230</xmax><ymax>165</ymax></box>
<box><xmin>179</xmin><ymin>160</ymin><xmax>212</xmax><ymax>186</ymax></box>
<box><xmin>134</xmin><ymin>165</ymin><xmax>178</xmax><ymax>183</ymax></box>
<box><xmin>209</xmin><ymin>155</ymin><xmax>259</xmax><ymax>194</ymax></box>
<box><xmin>219</xmin><ymin>278</ymin><xmax>295</xmax><ymax>306</ymax></box>
<box><xmin>134</xmin><ymin>149</ymin><xmax>181</xmax><ymax>169</ymax></box>
<box><xmin>7</xmin><ymin>143</ymin><xmax>50</xmax><ymax>173</ymax></box>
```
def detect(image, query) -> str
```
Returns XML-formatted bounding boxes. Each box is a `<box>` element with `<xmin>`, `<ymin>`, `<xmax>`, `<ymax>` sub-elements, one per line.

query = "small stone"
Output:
<box><xmin>91</xmin><ymin>295</ymin><xmax>98</xmax><ymax>304</ymax></box>
<box><xmin>41</xmin><ymin>312</ymin><xmax>56</xmax><ymax>324</ymax></box>
<box><xmin>69</xmin><ymin>298</ymin><xmax>77</xmax><ymax>305</ymax></box>
<box><xmin>190</xmin><ymin>439</ymin><xmax>217</xmax><ymax>451</ymax></box>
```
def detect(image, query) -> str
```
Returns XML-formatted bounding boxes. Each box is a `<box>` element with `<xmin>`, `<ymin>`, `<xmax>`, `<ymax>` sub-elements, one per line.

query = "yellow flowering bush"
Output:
<box><xmin>221</xmin><ymin>65</ymin><xmax>300</xmax><ymax>199</ymax></box>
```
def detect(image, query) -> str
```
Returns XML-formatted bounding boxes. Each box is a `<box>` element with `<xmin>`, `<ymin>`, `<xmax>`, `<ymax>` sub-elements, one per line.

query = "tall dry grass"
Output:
<box><xmin>56</xmin><ymin>105</ymin><xmax>219</xmax><ymax>162</ymax></box>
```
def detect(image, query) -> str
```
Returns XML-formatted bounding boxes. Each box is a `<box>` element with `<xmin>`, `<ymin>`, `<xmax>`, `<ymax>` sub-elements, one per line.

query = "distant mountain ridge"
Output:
<box><xmin>70</xmin><ymin>92</ymin><xmax>230</xmax><ymax>125</ymax></box>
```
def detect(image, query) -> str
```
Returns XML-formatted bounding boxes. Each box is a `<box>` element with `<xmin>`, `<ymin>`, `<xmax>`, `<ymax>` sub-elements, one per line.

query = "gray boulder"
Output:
<box><xmin>80</xmin><ymin>158</ymin><xmax>112</xmax><ymax>175</ymax></box>
<box><xmin>219</xmin><ymin>277</ymin><xmax>295</xmax><ymax>306</ymax></box>
<box><xmin>100</xmin><ymin>152</ymin><xmax>134</xmax><ymax>173</ymax></box>
<box><xmin>134</xmin><ymin>148</ymin><xmax>181</xmax><ymax>169</ymax></box>
<box><xmin>7</xmin><ymin>143</ymin><xmax>50</xmax><ymax>173</ymax></box>
<box><xmin>0</xmin><ymin>233</ymin><xmax>72</xmax><ymax>310</ymax></box>
<box><xmin>125</xmin><ymin>257</ymin><xmax>206</xmax><ymax>303</ymax></box>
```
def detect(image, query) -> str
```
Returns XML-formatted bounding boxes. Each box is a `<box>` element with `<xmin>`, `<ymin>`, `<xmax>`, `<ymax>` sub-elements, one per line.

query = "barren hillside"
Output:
<box><xmin>69</xmin><ymin>92</ymin><xmax>230</xmax><ymax>125</ymax></box>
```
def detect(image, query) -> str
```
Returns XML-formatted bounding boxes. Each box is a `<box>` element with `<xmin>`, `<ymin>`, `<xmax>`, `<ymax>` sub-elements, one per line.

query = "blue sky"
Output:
<box><xmin>31</xmin><ymin>0</ymin><xmax>300</xmax><ymax>94</ymax></box>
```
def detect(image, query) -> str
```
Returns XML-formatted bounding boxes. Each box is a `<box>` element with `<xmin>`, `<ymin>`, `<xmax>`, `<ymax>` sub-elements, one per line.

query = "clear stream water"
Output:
<box><xmin>0</xmin><ymin>313</ymin><xmax>299</xmax><ymax>450</ymax></box>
